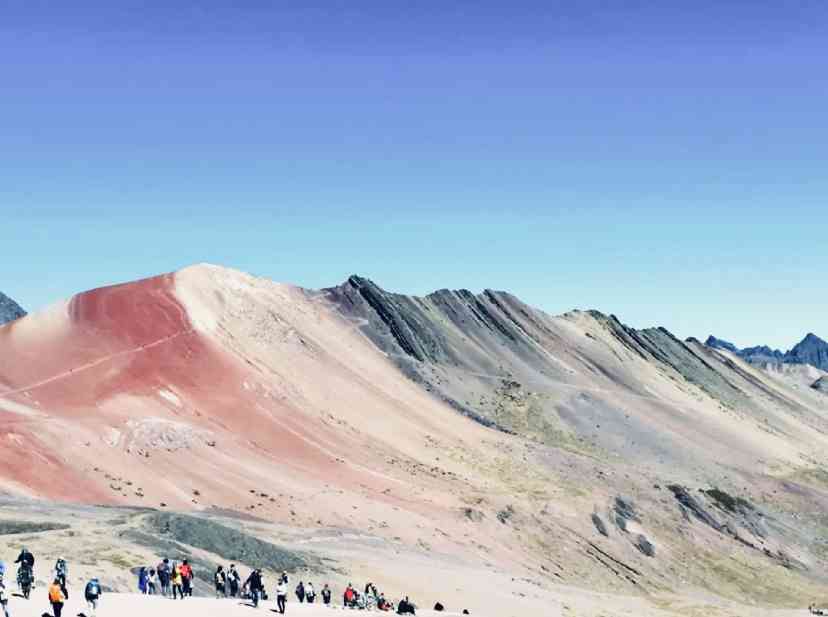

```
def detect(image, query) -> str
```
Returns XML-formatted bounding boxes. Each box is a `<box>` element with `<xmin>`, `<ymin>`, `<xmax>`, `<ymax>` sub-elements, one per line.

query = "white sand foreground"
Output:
<box><xmin>4</xmin><ymin>593</ymin><xmax>468</xmax><ymax>617</ymax></box>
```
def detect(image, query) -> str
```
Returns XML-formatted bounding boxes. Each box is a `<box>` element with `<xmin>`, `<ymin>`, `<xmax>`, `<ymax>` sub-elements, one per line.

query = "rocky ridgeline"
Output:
<box><xmin>0</xmin><ymin>291</ymin><xmax>25</xmax><ymax>325</ymax></box>
<box><xmin>706</xmin><ymin>332</ymin><xmax>828</xmax><ymax>371</ymax></box>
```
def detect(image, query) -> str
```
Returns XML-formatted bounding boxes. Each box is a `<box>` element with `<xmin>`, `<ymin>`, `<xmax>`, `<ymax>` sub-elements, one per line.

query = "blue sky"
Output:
<box><xmin>2</xmin><ymin>2</ymin><xmax>826</xmax><ymax>349</ymax></box>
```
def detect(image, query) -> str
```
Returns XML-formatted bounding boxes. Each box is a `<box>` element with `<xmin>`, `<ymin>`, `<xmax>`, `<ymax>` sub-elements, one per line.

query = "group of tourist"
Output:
<box><xmin>137</xmin><ymin>558</ymin><xmax>195</xmax><ymax>599</ymax></box>
<box><xmin>0</xmin><ymin>548</ymin><xmax>423</xmax><ymax>616</ymax></box>
<box><xmin>0</xmin><ymin>548</ymin><xmax>102</xmax><ymax>617</ymax></box>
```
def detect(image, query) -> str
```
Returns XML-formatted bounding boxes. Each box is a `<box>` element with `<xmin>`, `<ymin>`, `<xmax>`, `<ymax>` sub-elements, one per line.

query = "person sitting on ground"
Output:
<box><xmin>321</xmin><ymin>583</ymin><xmax>332</xmax><ymax>605</ymax></box>
<box><xmin>377</xmin><ymin>592</ymin><xmax>392</xmax><ymax>611</ymax></box>
<box><xmin>48</xmin><ymin>578</ymin><xmax>65</xmax><ymax>617</ymax></box>
<box><xmin>84</xmin><ymin>577</ymin><xmax>102</xmax><ymax>617</ymax></box>
<box><xmin>244</xmin><ymin>568</ymin><xmax>264</xmax><ymax>608</ymax></box>
<box><xmin>215</xmin><ymin>565</ymin><xmax>227</xmax><ymax>598</ymax></box>
<box><xmin>397</xmin><ymin>596</ymin><xmax>416</xmax><ymax>615</ymax></box>
<box><xmin>305</xmin><ymin>581</ymin><xmax>316</xmax><ymax>604</ymax></box>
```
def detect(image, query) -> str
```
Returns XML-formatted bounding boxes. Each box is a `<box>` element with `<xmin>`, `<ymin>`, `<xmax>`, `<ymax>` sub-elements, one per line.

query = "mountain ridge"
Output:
<box><xmin>706</xmin><ymin>332</ymin><xmax>828</xmax><ymax>371</ymax></box>
<box><xmin>0</xmin><ymin>291</ymin><xmax>26</xmax><ymax>325</ymax></box>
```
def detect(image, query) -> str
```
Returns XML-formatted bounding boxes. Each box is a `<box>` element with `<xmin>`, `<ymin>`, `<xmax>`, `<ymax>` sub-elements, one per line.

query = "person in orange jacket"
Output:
<box><xmin>48</xmin><ymin>578</ymin><xmax>65</xmax><ymax>617</ymax></box>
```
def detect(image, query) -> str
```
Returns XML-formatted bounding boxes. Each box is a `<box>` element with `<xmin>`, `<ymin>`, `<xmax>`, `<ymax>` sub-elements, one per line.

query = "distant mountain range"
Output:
<box><xmin>0</xmin><ymin>291</ymin><xmax>25</xmax><ymax>325</ymax></box>
<box><xmin>706</xmin><ymin>332</ymin><xmax>828</xmax><ymax>371</ymax></box>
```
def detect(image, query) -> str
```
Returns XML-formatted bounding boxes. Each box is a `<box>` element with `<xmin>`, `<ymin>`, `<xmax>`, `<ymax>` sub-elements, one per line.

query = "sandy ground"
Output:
<box><xmin>0</xmin><ymin>590</ymin><xmax>817</xmax><ymax>617</ymax></box>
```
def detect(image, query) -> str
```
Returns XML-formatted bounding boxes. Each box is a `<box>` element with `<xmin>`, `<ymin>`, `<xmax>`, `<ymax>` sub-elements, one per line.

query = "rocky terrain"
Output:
<box><xmin>1</xmin><ymin>265</ymin><xmax>828</xmax><ymax>616</ymax></box>
<box><xmin>706</xmin><ymin>333</ymin><xmax>828</xmax><ymax>370</ymax></box>
<box><xmin>0</xmin><ymin>290</ymin><xmax>25</xmax><ymax>325</ymax></box>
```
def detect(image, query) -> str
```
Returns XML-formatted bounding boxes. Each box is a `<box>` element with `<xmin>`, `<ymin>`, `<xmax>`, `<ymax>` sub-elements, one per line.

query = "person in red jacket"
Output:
<box><xmin>180</xmin><ymin>560</ymin><xmax>194</xmax><ymax>597</ymax></box>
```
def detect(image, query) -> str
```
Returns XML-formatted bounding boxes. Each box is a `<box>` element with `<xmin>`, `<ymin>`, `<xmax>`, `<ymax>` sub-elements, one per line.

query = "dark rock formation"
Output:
<box><xmin>0</xmin><ymin>291</ymin><xmax>25</xmax><ymax>326</ymax></box>
<box><xmin>591</xmin><ymin>513</ymin><xmax>609</xmax><ymax>537</ymax></box>
<box><xmin>704</xmin><ymin>332</ymin><xmax>828</xmax><ymax>371</ymax></box>
<box><xmin>788</xmin><ymin>333</ymin><xmax>828</xmax><ymax>371</ymax></box>
<box><xmin>634</xmin><ymin>534</ymin><xmax>655</xmax><ymax>557</ymax></box>
<box><xmin>811</xmin><ymin>376</ymin><xmax>828</xmax><ymax>395</ymax></box>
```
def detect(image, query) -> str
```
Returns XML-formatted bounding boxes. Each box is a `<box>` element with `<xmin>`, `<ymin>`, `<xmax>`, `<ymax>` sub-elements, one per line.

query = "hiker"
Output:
<box><xmin>321</xmin><ymin>583</ymin><xmax>332</xmax><ymax>605</ymax></box>
<box><xmin>157</xmin><ymin>558</ymin><xmax>171</xmax><ymax>597</ymax></box>
<box><xmin>54</xmin><ymin>558</ymin><xmax>68</xmax><ymax>599</ymax></box>
<box><xmin>180</xmin><ymin>559</ymin><xmax>194</xmax><ymax>597</ymax></box>
<box><xmin>84</xmin><ymin>577</ymin><xmax>102</xmax><ymax>617</ymax></box>
<box><xmin>214</xmin><ymin>565</ymin><xmax>226</xmax><ymax>598</ymax></box>
<box><xmin>147</xmin><ymin>568</ymin><xmax>158</xmax><ymax>595</ymax></box>
<box><xmin>275</xmin><ymin>578</ymin><xmax>287</xmax><ymax>614</ymax></box>
<box><xmin>48</xmin><ymin>578</ymin><xmax>65</xmax><ymax>617</ymax></box>
<box><xmin>171</xmin><ymin>562</ymin><xmax>184</xmax><ymax>600</ymax></box>
<box><xmin>228</xmin><ymin>565</ymin><xmax>240</xmax><ymax>597</ymax></box>
<box><xmin>14</xmin><ymin>548</ymin><xmax>34</xmax><ymax>594</ymax></box>
<box><xmin>344</xmin><ymin>583</ymin><xmax>355</xmax><ymax>608</ymax></box>
<box><xmin>295</xmin><ymin>581</ymin><xmax>305</xmax><ymax>603</ymax></box>
<box><xmin>0</xmin><ymin>573</ymin><xmax>9</xmax><ymax>617</ymax></box>
<box><xmin>305</xmin><ymin>581</ymin><xmax>316</xmax><ymax>604</ymax></box>
<box><xmin>244</xmin><ymin>568</ymin><xmax>264</xmax><ymax>608</ymax></box>
<box><xmin>397</xmin><ymin>596</ymin><xmax>415</xmax><ymax>615</ymax></box>
<box><xmin>138</xmin><ymin>566</ymin><xmax>148</xmax><ymax>594</ymax></box>
<box><xmin>14</xmin><ymin>548</ymin><xmax>34</xmax><ymax>571</ymax></box>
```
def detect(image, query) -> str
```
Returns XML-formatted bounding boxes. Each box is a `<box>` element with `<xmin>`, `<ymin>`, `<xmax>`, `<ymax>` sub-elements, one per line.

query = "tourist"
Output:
<box><xmin>321</xmin><ymin>583</ymin><xmax>332</xmax><ymax>605</ymax></box>
<box><xmin>138</xmin><ymin>566</ymin><xmax>148</xmax><ymax>594</ymax></box>
<box><xmin>397</xmin><ymin>596</ymin><xmax>415</xmax><ymax>615</ymax></box>
<box><xmin>295</xmin><ymin>581</ymin><xmax>305</xmax><ymax>603</ymax></box>
<box><xmin>244</xmin><ymin>568</ymin><xmax>264</xmax><ymax>608</ymax></box>
<box><xmin>214</xmin><ymin>565</ymin><xmax>227</xmax><ymax>598</ymax></box>
<box><xmin>156</xmin><ymin>558</ymin><xmax>171</xmax><ymax>597</ymax></box>
<box><xmin>305</xmin><ymin>581</ymin><xmax>316</xmax><ymax>604</ymax></box>
<box><xmin>0</xmin><ymin>573</ymin><xmax>10</xmax><ymax>617</ymax></box>
<box><xmin>84</xmin><ymin>577</ymin><xmax>102</xmax><ymax>617</ymax></box>
<box><xmin>276</xmin><ymin>578</ymin><xmax>288</xmax><ymax>614</ymax></box>
<box><xmin>147</xmin><ymin>568</ymin><xmax>158</xmax><ymax>595</ymax></box>
<box><xmin>54</xmin><ymin>558</ymin><xmax>68</xmax><ymax>599</ymax></box>
<box><xmin>228</xmin><ymin>564</ymin><xmax>241</xmax><ymax>597</ymax></box>
<box><xmin>48</xmin><ymin>578</ymin><xmax>65</xmax><ymax>617</ymax></box>
<box><xmin>171</xmin><ymin>562</ymin><xmax>184</xmax><ymax>600</ymax></box>
<box><xmin>180</xmin><ymin>559</ymin><xmax>194</xmax><ymax>597</ymax></box>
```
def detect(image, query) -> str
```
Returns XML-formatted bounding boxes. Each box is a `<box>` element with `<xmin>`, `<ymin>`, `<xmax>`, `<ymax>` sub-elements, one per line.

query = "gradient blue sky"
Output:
<box><xmin>2</xmin><ymin>2</ymin><xmax>826</xmax><ymax>349</ymax></box>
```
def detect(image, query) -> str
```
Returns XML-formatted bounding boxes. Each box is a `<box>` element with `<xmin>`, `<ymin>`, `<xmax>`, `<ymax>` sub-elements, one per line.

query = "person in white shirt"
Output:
<box><xmin>275</xmin><ymin>581</ymin><xmax>288</xmax><ymax>614</ymax></box>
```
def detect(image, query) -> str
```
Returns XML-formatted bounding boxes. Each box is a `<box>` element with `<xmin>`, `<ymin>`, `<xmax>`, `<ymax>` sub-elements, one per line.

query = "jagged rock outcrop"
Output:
<box><xmin>706</xmin><ymin>332</ymin><xmax>828</xmax><ymax>371</ymax></box>
<box><xmin>0</xmin><ymin>291</ymin><xmax>25</xmax><ymax>326</ymax></box>
<box><xmin>812</xmin><ymin>376</ymin><xmax>828</xmax><ymax>395</ymax></box>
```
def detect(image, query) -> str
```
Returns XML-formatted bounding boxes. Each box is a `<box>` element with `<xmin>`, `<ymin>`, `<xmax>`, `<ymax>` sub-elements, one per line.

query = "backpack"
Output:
<box><xmin>56</xmin><ymin>559</ymin><xmax>66</xmax><ymax>574</ymax></box>
<box><xmin>49</xmin><ymin>584</ymin><xmax>63</xmax><ymax>603</ymax></box>
<box><xmin>86</xmin><ymin>581</ymin><xmax>100</xmax><ymax>597</ymax></box>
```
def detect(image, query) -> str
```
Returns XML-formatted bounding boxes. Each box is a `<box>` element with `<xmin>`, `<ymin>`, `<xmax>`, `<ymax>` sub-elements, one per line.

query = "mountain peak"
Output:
<box><xmin>0</xmin><ymin>291</ymin><xmax>26</xmax><ymax>326</ymax></box>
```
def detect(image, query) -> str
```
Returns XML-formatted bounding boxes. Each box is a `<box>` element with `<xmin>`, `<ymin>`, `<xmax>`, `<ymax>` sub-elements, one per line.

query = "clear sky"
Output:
<box><xmin>2</xmin><ymin>2</ymin><xmax>826</xmax><ymax>350</ymax></box>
